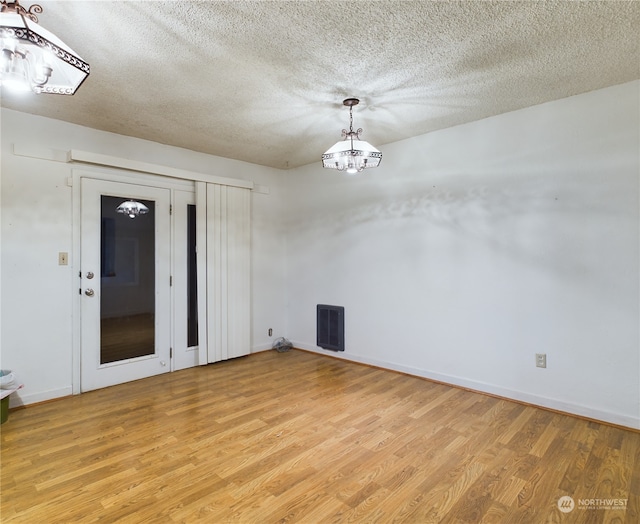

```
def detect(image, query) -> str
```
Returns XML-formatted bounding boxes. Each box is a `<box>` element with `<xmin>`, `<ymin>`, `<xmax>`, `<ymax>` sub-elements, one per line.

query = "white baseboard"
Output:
<box><xmin>251</xmin><ymin>343</ymin><xmax>274</xmax><ymax>353</ymax></box>
<box><xmin>9</xmin><ymin>386</ymin><xmax>73</xmax><ymax>408</ymax></box>
<box><xmin>293</xmin><ymin>341</ymin><xmax>640</xmax><ymax>431</ymax></box>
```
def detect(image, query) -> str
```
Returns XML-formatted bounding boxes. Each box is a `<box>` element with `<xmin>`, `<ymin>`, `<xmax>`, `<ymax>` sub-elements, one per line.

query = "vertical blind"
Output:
<box><xmin>196</xmin><ymin>182</ymin><xmax>251</xmax><ymax>365</ymax></box>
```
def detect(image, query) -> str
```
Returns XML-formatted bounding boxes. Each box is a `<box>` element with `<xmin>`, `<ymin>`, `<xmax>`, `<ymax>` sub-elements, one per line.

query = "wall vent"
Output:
<box><xmin>317</xmin><ymin>305</ymin><xmax>344</xmax><ymax>352</ymax></box>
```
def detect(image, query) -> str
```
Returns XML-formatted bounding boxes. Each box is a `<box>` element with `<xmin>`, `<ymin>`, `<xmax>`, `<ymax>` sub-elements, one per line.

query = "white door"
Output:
<box><xmin>81</xmin><ymin>178</ymin><xmax>171</xmax><ymax>392</ymax></box>
<box><xmin>172</xmin><ymin>190</ymin><xmax>199</xmax><ymax>371</ymax></box>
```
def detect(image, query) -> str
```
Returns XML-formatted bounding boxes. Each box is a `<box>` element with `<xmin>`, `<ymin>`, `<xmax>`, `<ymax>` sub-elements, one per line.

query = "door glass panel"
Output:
<box><xmin>187</xmin><ymin>204</ymin><xmax>198</xmax><ymax>347</ymax></box>
<box><xmin>100</xmin><ymin>195</ymin><xmax>155</xmax><ymax>364</ymax></box>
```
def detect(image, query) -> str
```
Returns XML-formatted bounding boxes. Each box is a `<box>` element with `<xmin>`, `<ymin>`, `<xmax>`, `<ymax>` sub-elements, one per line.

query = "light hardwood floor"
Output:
<box><xmin>1</xmin><ymin>349</ymin><xmax>638</xmax><ymax>523</ymax></box>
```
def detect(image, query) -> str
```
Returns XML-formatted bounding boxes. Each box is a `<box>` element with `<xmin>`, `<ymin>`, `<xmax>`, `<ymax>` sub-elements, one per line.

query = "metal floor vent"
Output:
<box><xmin>317</xmin><ymin>305</ymin><xmax>344</xmax><ymax>352</ymax></box>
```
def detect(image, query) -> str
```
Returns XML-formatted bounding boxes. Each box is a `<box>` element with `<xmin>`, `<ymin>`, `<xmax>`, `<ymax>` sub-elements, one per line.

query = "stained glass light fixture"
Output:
<box><xmin>116</xmin><ymin>200</ymin><xmax>149</xmax><ymax>219</ymax></box>
<box><xmin>0</xmin><ymin>0</ymin><xmax>89</xmax><ymax>94</ymax></box>
<box><xmin>322</xmin><ymin>98</ymin><xmax>382</xmax><ymax>174</ymax></box>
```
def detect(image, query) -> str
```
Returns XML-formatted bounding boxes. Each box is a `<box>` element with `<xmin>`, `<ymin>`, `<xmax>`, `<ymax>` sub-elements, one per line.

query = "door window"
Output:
<box><xmin>100</xmin><ymin>195</ymin><xmax>156</xmax><ymax>364</ymax></box>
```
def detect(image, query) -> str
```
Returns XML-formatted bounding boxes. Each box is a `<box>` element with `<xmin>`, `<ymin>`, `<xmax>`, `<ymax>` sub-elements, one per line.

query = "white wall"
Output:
<box><xmin>1</xmin><ymin>109</ymin><xmax>288</xmax><ymax>405</ymax></box>
<box><xmin>284</xmin><ymin>81</ymin><xmax>640</xmax><ymax>429</ymax></box>
<box><xmin>2</xmin><ymin>81</ymin><xmax>638</xmax><ymax>429</ymax></box>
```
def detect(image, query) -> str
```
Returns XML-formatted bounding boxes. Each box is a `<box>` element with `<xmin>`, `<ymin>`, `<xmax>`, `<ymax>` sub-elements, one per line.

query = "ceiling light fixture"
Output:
<box><xmin>322</xmin><ymin>98</ymin><xmax>382</xmax><ymax>174</ymax></box>
<box><xmin>116</xmin><ymin>200</ymin><xmax>149</xmax><ymax>219</ymax></box>
<box><xmin>0</xmin><ymin>0</ymin><xmax>89</xmax><ymax>94</ymax></box>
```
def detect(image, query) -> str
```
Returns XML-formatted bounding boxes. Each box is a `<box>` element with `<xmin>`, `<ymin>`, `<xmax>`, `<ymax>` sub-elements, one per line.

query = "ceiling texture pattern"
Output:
<box><xmin>1</xmin><ymin>0</ymin><xmax>639</xmax><ymax>169</ymax></box>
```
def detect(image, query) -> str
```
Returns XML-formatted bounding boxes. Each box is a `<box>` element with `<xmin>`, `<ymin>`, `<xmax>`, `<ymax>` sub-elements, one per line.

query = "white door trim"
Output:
<box><xmin>12</xmin><ymin>144</ymin><xmax>253</xmax><ymax>190</ymax></box>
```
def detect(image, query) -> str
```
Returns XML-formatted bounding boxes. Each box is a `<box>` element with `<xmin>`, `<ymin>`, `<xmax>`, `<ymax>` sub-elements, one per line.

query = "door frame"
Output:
<box><xmin>172</xmin><ymin>190</ymin><xmax>199</xmax><ymax>371</ymax></box>
<box><xmin>71</xmin><ymin>166</ymin><xmax>195</xmax><ymax>394</ymax></box>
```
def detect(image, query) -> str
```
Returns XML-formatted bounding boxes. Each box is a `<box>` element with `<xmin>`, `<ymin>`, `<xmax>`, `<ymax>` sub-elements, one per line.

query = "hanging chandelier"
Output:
<box><xmin>116</xmin><ymin>200</ymin><xmax>149</xmax><ymax>219</ymax></box>
<box><xmin>0</xmin><ymin>0</ymin><xmax>89</xmax><ymax>94</ymax></box>
<box><xmin>322</xmin><ymin>98</ymin><xmax>382</xmax><ymax>174</ymax></box>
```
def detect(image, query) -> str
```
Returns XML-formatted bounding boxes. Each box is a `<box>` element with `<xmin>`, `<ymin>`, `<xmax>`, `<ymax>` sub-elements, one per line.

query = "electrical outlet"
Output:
<box><xmin>536</xmin><ymin>353</ymin><xmax>547</xmax><ymax>368</ymax></box>
<box><xmin>268</xmin><ymin>328</ymin><xmax>273</xmax><ymax>337</ymax></box>
<box><xmin>58</xmin><ymin>252</ymin><xmax>68</xmax><ymax>265</ymax></box>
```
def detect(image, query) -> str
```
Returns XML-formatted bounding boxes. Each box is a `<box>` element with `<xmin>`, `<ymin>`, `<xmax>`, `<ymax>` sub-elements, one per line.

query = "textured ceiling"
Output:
<box><xmin>1</xmin><ymin>0</ymin><xmax>639</xmax><ymax>169</ymax></box>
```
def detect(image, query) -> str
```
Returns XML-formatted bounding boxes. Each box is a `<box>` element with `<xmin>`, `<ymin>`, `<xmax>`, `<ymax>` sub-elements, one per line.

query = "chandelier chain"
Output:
<box><xmin>349</xmin><ymin>105</ymin><xmax>353</xmax><ymax>134</ymax></box>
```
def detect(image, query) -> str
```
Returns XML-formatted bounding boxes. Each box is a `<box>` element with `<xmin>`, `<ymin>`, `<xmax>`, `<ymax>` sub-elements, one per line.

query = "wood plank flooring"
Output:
<box><xmin>1</xmin><ymin>349</ymin><xmax>638</xmax><ymax>523</ymax></box>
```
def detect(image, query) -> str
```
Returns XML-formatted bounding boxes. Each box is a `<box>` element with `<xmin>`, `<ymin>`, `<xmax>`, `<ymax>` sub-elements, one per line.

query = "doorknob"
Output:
<box><xmin>85</xmin><ymin>289</ymin><xmax>95</xmax><ymax>297</ymax></box>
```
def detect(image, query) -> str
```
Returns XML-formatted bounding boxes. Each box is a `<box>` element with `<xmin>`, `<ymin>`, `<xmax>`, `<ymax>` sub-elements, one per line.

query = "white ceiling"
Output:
<box><xmin>2</xmin><ymin>0</ymin><xmax>639</xmax><ymax>169</ymax></box>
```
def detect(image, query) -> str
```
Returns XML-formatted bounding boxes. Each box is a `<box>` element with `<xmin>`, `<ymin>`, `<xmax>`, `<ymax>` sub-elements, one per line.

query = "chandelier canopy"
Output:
<box><xmin>322</xmin><ymin>98</ymin><xmax>382</xmax><ymax>174</ymax></box>
<box><xmin>0</xmin><ymin>0</ymin><xmax>89</xmax><ymax>94</ymax></box>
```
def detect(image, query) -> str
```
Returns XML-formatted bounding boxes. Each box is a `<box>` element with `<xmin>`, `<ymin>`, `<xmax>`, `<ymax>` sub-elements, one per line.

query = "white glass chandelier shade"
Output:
<box><xmin>116</xmin><ymin>200</ymin><xmax>149</xmax><ymax>219</ymax></box>
<box><xmin>322</xmin><ymin>98</ymin><xmax>382</xmax><ymax>174</ymax></box>
<box><xmin>0</xmin><ymin>1</ymin><xmax>90</xmax><ymax>95</ymax></box>
<box><xmin>322</xmin><ymin>137</ymin><xmax>382</xmax><ymax>174</ymax></box>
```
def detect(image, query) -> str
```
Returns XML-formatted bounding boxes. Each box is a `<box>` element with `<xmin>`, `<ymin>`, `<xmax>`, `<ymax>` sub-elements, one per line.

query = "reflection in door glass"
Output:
<box><xmin>100</xmin><ymin>196</ymin><xmax>155</xmax><ymax>364</ymax></box>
